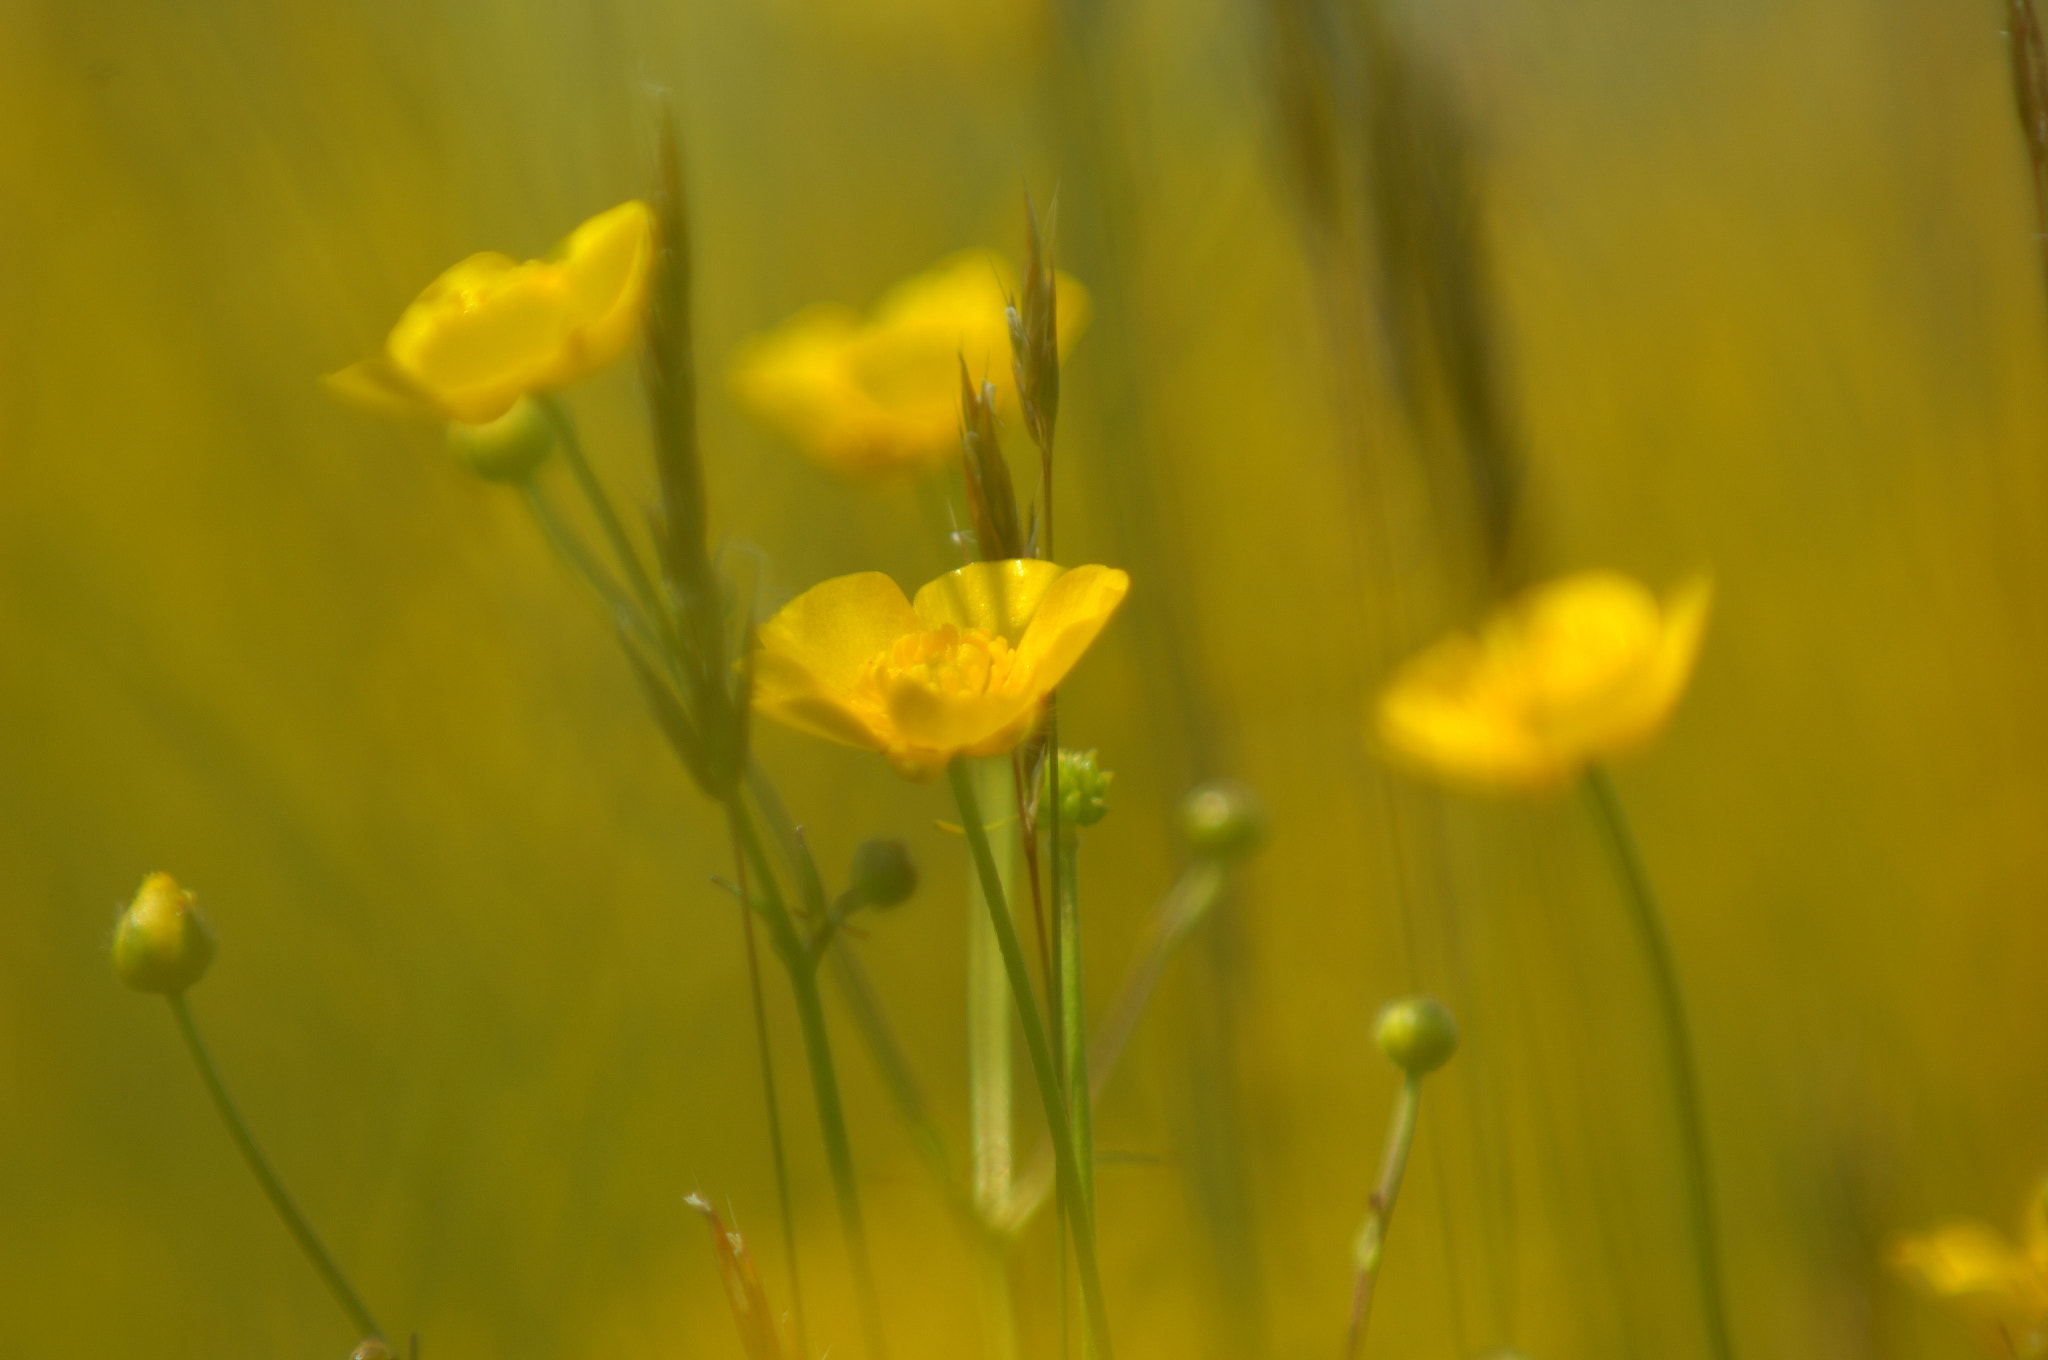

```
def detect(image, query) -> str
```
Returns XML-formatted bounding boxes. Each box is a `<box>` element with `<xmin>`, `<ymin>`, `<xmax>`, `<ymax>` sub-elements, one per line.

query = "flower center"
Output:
<box><xmin>860</xmin><ymin>625</ymin><xmax>1026</xmax><ymax>703</ymax></box>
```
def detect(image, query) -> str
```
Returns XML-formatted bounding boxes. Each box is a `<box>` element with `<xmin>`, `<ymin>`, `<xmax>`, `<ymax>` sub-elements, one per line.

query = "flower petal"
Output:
<box><xmin>1375</xmin><ymin>635</ymin><xmax>1571</xmax><ymax>792</ymax></box>
<box><xmin>1585</xmin><ymin>573</ymin><xmax>1713</xmax><ymax>759</ymax></box>
<box><xmin>913</xmin><ymin>559</ymin><xmax>1067</xmax><ymax>643</ymax></box>
<box><xmin>321</xmin><ymin>358</ymin><xmax>442</xmax><ymax>421</ymax></box>
<box><xmin>548</xmin><ymin>200</ymin><xmax>654</xmax><ymax>383</ymax></box>
<box><xmin>756</xmin><ymin>571</ymin><xmax>921</xmax><ymax>694</ymax></box>
<box><xmin>386</xmin><ymin>253</ymin><xmax>572</xmax><ymax>423</ymax></box>
<box><xmin>1012</xmin><ymin>565</ymin><xmax>1130</xmax><ymax>690</ymax></box>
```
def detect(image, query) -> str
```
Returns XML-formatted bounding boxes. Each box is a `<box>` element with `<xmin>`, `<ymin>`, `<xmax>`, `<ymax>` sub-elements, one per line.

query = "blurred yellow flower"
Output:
<box><xmin>1894</xmin><ymin>1183</ymin><xmax>2048</xmax><ymax>1358</ymax></box>
<box><xmin>728</xmin><ymin>251</ymin><xmax>1090</xmax><ymax>479</ymax></box>
<box><xmin>1374</xmin><ymin>570</ymin><xmax>1712</xmax><ymax>791</ymax></box>
<box><xmin>326</xmin><ymin>200</ymin><xmax>653</xmax><ymax>425</ymax></box>
<box><xmin>753</xmin><ymin>558</ymin><xmax>1128</xmax><ymax>780</ymax></box>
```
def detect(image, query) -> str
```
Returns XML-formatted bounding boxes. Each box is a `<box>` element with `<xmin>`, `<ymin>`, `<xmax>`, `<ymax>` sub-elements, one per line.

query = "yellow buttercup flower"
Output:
<box><xmin>1374</xmin><ymin>570</ymin><xmax>1712</xmax><ymax>792</ymax></box>
<box><xmin>326</xmin><ymin>200</ymin><xmax>654</xmax><ymax>425</ymax></box>
<box><xmin>729</xmin><ymin>251</ymin><xmax>1090</xmax><ymax>479</ymax></box>
<box><xmin>1894</xmin><ymin>1182</ymin><xmax>2048</xmax><ymax>1358</ymax></box>
<box><xmin>753</xmin><ymin>559</ymin><xmax>1128</xmax><ymax>780</ymax></box>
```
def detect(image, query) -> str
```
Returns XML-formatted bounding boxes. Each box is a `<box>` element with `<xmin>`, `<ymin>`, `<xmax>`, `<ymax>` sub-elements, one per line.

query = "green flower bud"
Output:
<box><xmin>349</xmin><ymin>1342</ymin><xmax>395</xmax><ymax>1360</ymax></box>
<box><xmin>111</xmin><ymin>872</ymin><xmax>216</xmax><ymax>994</ymax></box>
<box><xmin>1375</xmin><ymin>996</ymin><xmax>1459</xmax><ymax>1077</ymax></box>
<box><xmin>446</xmin><ymin>395</ymin><xmax>555</xmax><ymax>482</ymax></box>
<box><xmin>1177</xmin><ymin>778</ymin><xmax>1267</xmax><ymax>860</ymax></box>
<box><xmin>847</xmin><ymin>839</ymin><xmax>918</xmax><ymax>909</ymax></box>
<box><xmin>1056</xmin><ymin>748</ymin><xmax>1112</xmax><ymax>828</ymax></box>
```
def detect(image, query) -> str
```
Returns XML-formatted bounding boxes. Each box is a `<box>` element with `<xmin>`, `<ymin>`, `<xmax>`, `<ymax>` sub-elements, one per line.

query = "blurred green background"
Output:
<box><xmin>5</xmin><ymin>0</ymin><xmax>2047</xmax><ymax>1357</ymax></box>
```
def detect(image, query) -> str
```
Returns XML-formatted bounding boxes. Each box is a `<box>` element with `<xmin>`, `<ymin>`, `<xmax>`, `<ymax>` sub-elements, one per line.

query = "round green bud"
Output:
<box><xmin>1057</xmin><ymin>748</ymin><xmax>1112</xmax><ymax>828</ymax></box>
<box><xmin>1177</xmin><ymin>778</ymin><xmax>1267</xmax><ymax>860</ymax></box>
<box><xmin>1374</xmin><ymin>996</ymin><xmax>1459</xmax><ymax>1077</ymax></box>
<box><xmin>447</xmin><ymin>396</ymin><xmax>555</xmax><ymax>482</ymax></box>
<box><xmin>112</xmin><ymin>872</ymin><xmax>216</xmax><ymax>994</ymax></box>
<box><xmin>847</xmin><ymin>839</ymin><xmax>918</xmax><ymax>909</ymax></box>
<box><xmin>350</xmin><ymin>1343</ymin><xmax>395</xmax><ymax>1360</ymax></box>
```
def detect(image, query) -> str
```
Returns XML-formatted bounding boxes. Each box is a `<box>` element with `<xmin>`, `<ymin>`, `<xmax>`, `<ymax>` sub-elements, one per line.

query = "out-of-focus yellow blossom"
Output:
<box><xmin>1894</xmin><ymin>1183</ymin><xmax>2048</xmax><ymax>1358</ymax></box>
<box><xmin>728</xmin><ymin>251</ymin><xmax>1090</xmax><ymax>479</ymax></box>
<box><xmin>1374</xmin><ymin>570</ymin><xmax>1713</xmax><ymax>792</ymax></box>
<box><xmin>753</xmin><ymin>558</ymin><xmax>1127</xmax><ymax>780</ymax></box>
<box><xmin>326</xmin><ymin>201</ymin><xmax>653</xmax><ymax>425</ymax></box>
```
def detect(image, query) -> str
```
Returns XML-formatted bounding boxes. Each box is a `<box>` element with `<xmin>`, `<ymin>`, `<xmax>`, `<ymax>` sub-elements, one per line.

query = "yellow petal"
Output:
<box><xmin>912</xmin><ymin>559</ymin><xmax>1068</xmax><ymax>643</ymax></box>
<box><xmin>547</xmin><ymin>200</ymin><xmax>654</xmax><ymax>383</ymax></box>
<box><xmin>880</xmin><ymin>666</ymin><xmax>1037</xmax><ymax>760</ymax></box>
<box><xmin>385</xmin><ymin>253</ymin><xmax>572</xmax><ymax>423</ymax></box>
<box><xmin>1012</xmin><ymin>565</ymin><xmax>1131</xmax><ymax>692</ymax></box>
<box><xmin>1051</xmin><ymin>270</ymin><xmax>1091</xmax><ymax>360</ymax></box>
<box><xmin>1375</xmin><ymin>635</ymin><xmax>1573</xmax><ymax>792</ymax></box>
<box><xmin>752</xmin><ymin>649</ymin><xmax>888</xmax><ymax>753</ymax></box>
<box><xmin>1894</xmin><ymin>1222</ymin><xmax>2048</xmax><ymax>1334</ymax></box>
<box><xmin>755</xmin><ymin>570</ymin><xmax>920</xmax><ymax>695</ymax></box>
<box><xmin>320</xmin><ymin>357</ymin><xmax>442</xmax><ymax>421</ymax></box>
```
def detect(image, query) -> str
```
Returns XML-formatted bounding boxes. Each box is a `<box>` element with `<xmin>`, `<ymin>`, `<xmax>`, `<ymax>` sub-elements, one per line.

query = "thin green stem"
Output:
<box><xmin>727</xmin><ymin>802</ymin><xmax>808</xmax><ymax>1360</ymax></box>
<box><xmin>521</xmin><ymin>481</ymin><xmax>642</xmax><ymax>637</ymax></box>
<box><xmin>951</xmin><ymin>759</ymin><xmax>1114</xmax><ymax>1360</ymax></box>
<box><xmin>166</xmin><ymin>994</ymin><xmax>383</xmax><ymax>1344</ymax></box>
<box><xmin>969</xmin><ymin>758</ymin><xmax>1019</xmax><ymax>1222</ymax></box>
<box><xmin>536</xmin><ymin>397</ymin><xmax>674</xmax><ymax>652</ymax></box>
<box><xmin>730</xmin><ymin>801</ymin><xmax>890</xmax><ymax>1360</ymax></box>
<box><xmin>996</xmin><ymin>858</ymin><xmax>1227</xmax><ymax>1235</ymax></box>
<box><xmin>1056</xmin><ymin>828</ymin><xmax>1093</xmax><ymax>1218</ymax></box>
<box><xmin>786</xmin><ymin>957</ymin><xmax>888</xmax><ymax>1360</ymax></box>
<box><xmin>1345</xmin><ymin>1074</ymin><xmax>1422</xmax><ymax>1360</ymax></box>
<box><xmin>1584</xmin><ymin>765</ymin><xmax>1734</xmax><ymax>1360</ymax></box>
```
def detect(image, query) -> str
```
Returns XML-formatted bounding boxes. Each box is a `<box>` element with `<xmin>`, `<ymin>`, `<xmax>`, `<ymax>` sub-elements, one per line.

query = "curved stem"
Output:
<box><xmin>167</xmin><ymin>994</ymin><xmax>383</xmax><ymax>1343</ymax></box>
<box><xmin>1345</xmin><ymin>1074</ymin><xmax>1421</xmax><ymax>1360</ymax></box>
<box><xmin>1584</xmin><ymin>766</ymin><xmax>1734</xmax><ymax>1360</ymax></box>
<box><xmin>730</xmin><ymin>801</ymin><xmax>890</xmax><ymax>1360</ymax></box>
<box><xmin>727</xmin><ymin>802</ymin><xmax>808</xmax><ymax>1360</ymax></box>
<box><xmin>536</xmin><ymin>397</ymin><xmax>674</xmax><ymax>653</ymax></box>
<box><xmin>951</xmin><ymin>760</ymin><xmax>1115</xmax><ymax>1360</ymax></box>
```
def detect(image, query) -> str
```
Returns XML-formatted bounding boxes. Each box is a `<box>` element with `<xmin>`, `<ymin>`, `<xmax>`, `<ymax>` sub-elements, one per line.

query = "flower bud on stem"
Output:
<box><xmin>1345</xmin><ymin>997</ymin><xmax>1460</xmax><ymax>1360</ymax></box>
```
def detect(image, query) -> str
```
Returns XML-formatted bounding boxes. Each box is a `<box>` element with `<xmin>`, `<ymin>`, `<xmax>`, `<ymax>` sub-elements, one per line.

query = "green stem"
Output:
<box><xmin>969</xmin><ymin>758</ymin><xmax>1019</xmax><ymax>1220</ymax></box>
<box><xmin>536</xmin><ymin>396</ymin><xmax>674</xmax><ymax>652</ymax></box>
<box><xmin>787</xmin><ymin>957</ymin><xmax>888</xmax><ymax>1360</ymax></box>
<box><xmin>167</xmin><ymin>994</ymin><xmax>383</xmax><ymax>1343</ymax></box>
<box><xmin>727</xmin><ymin>802</ymin><xmax>808</xmax><ymax>1360</ymax></box>
<box><xmin>1055</xmin><ymin>828</ymin><xmax>1093</xmax><ymax>1220</ymax></box>
<box><xmin>1345</xmin><ymin>1074</ymin><xmax>1422</xmax><ymax>1360</ymax></box>
<box><xmin>824</xmin><ymin>942</ymin><xmax>980</xmax><ymax>1228</ymax></box>
<box><xmin>951</xmin><ymin>760</ymin><xmax>1115</xmax><ymax>1360</ymax></box>
<box><xmin>1584</xmin><ymin>765</ymin><xmax>1734</xmax><ymax>1360</ymax></box>
<box><xmin>996</xmin><ymin>858</ymin><xmax>1227</xmax><ymax>1235</ymax></box>
<box><xmin>731</xmin><ymin>802</ymin><xmax>890</xmax><ymax>1360</ymax></box>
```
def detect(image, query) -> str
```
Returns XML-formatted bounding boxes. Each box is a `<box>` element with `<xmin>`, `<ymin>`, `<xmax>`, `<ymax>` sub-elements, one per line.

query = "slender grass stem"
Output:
<box><xmin>997</xmin><ymin>858</ymin><xmax>1226</xmax><ymax>1235</ymax></box>
<box><xmin>536</xmin><ymin>397</ymin><xmax>675</xmax><ymax>652</ymax></box>
<box><xmin>951</xmin><ymin>760</ymin><xmax>1114</xmax><ymax>1360</ymax></box>
<box><xmin>521</xmin><ymin>481</ymin><xmax>643</xmax><ymax>639</ymax></box>
<box><xmin>166</xmin><ymin>994</ymin><xmax>383</xmax><ymax>1344</ymax></box>
<box><xmin>1345</xmin><ymin>1074</ymin><xmax>1421</xmax><ymax>1360</ymax></box>
<box><xmin>1584</xmin><ymin>765</ymin><xmax>1734</xmax><ymax>1360</ymax></box>
<box><xmin>970</xmin><ymin>758</ymin><xmax>1020</xmax><ymax>1222</ymax></box>
<box><xmin>1055</xmin><ymin>826</ymin><xmax>1093</xmax><ymax>1217</ymax></box>
<box><xmin>731</xmin><ymin>801</ymin><xmax>890</xmax><ymax>1360</ymax></box>
<box><xmin>727</xmin><ymin>803</ymin><xmax>808</xmax><ymax>1360</ymax></box>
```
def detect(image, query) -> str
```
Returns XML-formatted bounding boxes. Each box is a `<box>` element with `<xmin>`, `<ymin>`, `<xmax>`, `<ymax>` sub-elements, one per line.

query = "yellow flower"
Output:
<box><xmin>753</xmin><ymin>559</ymin><xmax>1128</xmax><ymax>780</ymax></box>
<box><xmin>326</xmin><ymin>200</ymin><xmax>654</xmax><ymax>424</ymax></box>
<box><xmin>1894</xmin><ymin>1183</ymin><xmax>2048</xmax><ymax>1358</ymax></box>
<box><xmin>728</xmin><ymin>251</ymin><xmax>1090</xmax><ymax>479</ymax></box>
<box><xmin>1374</xmin><ymin>570</ymin><xmax>1713</xmax><ymax>791</ymax></box>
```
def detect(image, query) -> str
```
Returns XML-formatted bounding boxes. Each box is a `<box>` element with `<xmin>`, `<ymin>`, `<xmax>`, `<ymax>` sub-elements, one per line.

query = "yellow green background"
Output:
<box><xmin>3</xmin><ymin>0</ymin><xmax>2043</xmax><ymax>1357</ymax></box>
